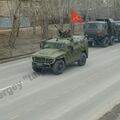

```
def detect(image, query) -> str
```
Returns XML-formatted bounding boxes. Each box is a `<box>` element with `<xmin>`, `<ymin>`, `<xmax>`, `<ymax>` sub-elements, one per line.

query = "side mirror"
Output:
<box><xmin>40</xmin><ymin>41</ymin><xmax>45</xmax><ymax>49</ymax></box>
<box><xmin>40</xmin><ymin>43</ymin><xmax>42</xmax><ymax>48</ymax></box>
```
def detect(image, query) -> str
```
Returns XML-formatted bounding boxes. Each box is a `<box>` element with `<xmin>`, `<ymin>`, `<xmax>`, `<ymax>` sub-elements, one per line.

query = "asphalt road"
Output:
<box><xmin>0</xmin><ymin>43</ymin><xmax>120</xmax><ymax>120</ymax></box>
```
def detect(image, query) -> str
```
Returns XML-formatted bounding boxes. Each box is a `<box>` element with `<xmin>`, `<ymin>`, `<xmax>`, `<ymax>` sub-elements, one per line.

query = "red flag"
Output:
<box><xmin>71</xmin><ymin>10</ymin><xmax>84</xmax><ymax>23</ymax></box>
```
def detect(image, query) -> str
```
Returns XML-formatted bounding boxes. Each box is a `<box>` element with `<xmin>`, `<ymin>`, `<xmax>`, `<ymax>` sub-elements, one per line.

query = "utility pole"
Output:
<box><xmin>107</xmin><ymin>0</ymin><xmax>110</xmax><ymax>18</ymax></box>
<box><xmin>86</xmin><ymin>0</ymin><xmax>91</xmax><ymax>21</ymax></box>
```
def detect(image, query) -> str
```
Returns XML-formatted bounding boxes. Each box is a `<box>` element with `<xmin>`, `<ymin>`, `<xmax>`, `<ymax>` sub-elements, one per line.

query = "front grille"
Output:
<box><xmin>34</xmin><ymin>57</ymin><xmax>53</xmax><ymax>63</ymax></box>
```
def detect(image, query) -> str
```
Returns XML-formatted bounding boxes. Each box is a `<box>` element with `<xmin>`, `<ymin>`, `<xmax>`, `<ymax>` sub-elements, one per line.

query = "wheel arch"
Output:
<box><xmin>51</xmin><ymin>57</ymin><xmax>66</xmax><ymax>67</ymax></box>
<box><xmin>82</xmin><ymin>50</ymin><xmax>88</xmax><ymax>58</ymax></box>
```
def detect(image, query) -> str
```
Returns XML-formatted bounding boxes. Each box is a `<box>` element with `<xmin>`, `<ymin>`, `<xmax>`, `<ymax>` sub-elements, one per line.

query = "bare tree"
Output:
<box><xmin>8</xmin><ymin>0</ymin><xmax>22</xmax><ymax>48</ymax></box>
<box><xmin>29</xmin><ymin>0</ymin><xmax>36</xmax><ymax>35</ymax></box>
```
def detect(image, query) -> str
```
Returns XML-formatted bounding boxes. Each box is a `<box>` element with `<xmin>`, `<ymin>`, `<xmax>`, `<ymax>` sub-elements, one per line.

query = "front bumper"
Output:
<box><xmin>32</xmin><ymin>62</ymin><xmax>51</xmax><ymax>68</ymax></box>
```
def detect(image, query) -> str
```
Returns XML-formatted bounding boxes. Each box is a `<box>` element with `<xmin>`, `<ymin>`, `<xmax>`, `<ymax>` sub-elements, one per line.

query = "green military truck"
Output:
<box><xmin>84</xmin><ymin>18</ymin><xmax>120</xmax><ymax>47</ymax></box>
<box><xmin>32</xmin><ymin>36</ymin><xmax>88</xmax><ymax>75</ymax></box>
<box><xmin>114</xmin><ymin>21</ymin><xmax>120</xmax><ymax>42</ymax></box>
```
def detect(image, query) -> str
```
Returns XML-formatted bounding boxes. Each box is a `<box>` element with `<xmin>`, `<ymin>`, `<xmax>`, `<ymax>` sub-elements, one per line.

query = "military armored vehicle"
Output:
<box><xmin>114</xmin><ymin>21</ymin><xmax>120</xmax><ymax>42</ymax></box>
<box><xmin>32</xmin><ymin>34</ymin><xmax>88</xmax><ymax>75</ymax></box>
<box><xmin>84</xmin><ymin>18</ymin><xmax>120</xmax><ymax>47</ymax></box>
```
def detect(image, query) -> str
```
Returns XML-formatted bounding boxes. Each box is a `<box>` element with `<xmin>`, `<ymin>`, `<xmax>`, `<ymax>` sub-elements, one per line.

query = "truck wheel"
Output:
<box><xmin>88</xmin><ymin>42</ymin><xmax>93</xmax><ymax>47</ymax></box>
<box><xmin>78</xmin><ymin>53</ymin><xmax>87</xmax><ymax>66</ymax></box>
<box><xmin>102</xmin><ymin>37</ymin><xmax>109</xmax><ymax>47</ymax></box>
<box><xmin>109</xmin><ymin>36</ymin><xmax>114</xmax><ymax>45</ymax></box>
<box><xmin>118</xmin><ymin>36</ymin><xmax>120</xmax><ymax>42</ymax></box>
<box><xmin>53</xmin><ymin>60</ymin><xmax>65</xmax><ymax>75</ymax></box>
<box><xmin>32</xmin><ymin>63</ymin><xmax>42</xmax><ymax>72</ymax></box>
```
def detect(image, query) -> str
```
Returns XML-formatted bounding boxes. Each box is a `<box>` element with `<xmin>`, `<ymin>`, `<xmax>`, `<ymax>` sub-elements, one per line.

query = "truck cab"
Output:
<box><xmin>84</xmin><ymin>18</ymin><xmax>116</xmax><ymax>47</ymax></box>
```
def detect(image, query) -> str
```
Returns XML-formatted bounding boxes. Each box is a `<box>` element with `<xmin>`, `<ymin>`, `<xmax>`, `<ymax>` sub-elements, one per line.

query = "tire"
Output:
<box><xmin>102</xmin><ymin>37</ymin><xmax>109</xmax><ymax>47</ymax></box>
<box><xmin>52</xmin><ymin>60</ymin><xmax>65</xmax><ymax>75</ymax></box>
<box><xmin>32</xmin><ymin>63</ymin><xmax>42</xmax><ymax>72</ymax></box>
<box><xmin>88</xmin><ymin>41</ymin><xmax>93</xmax><ymax>47</ymax></box>
<box><xmin>109</xmin><ymin>36</ymin><xmax>115</xmax><ymax>45</ymax></box>
<box><xmin>78</xmin><ymin>53</ymin><xmax>87</xmax><ymax>66</ymax></box>
<box><xmin>118</xmin><ymin>35</ymin><xmax>120</xmax><ymax>42</ymax></box>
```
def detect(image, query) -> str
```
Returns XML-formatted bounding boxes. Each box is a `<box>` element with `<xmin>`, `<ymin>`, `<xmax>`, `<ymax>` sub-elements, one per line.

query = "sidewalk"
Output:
<box><xmin>99</xmin><ymin>104</ymin><xmax>120</xmax><ymax>120</ymax></box>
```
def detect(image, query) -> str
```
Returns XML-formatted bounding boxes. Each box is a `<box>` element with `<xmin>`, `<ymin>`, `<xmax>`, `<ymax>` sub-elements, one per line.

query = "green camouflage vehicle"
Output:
<box><xmin>114</xmin><ymin>21</ymin><xmax>120</xmax><ymax>42</ymax></box>
<box><xmin>84</xmin><ymin>18</ymin><xmax>120</xmax><ymax>47</ymax></box>
<box><xmin>32</xmin><ymin>36</ymin><xmax>88</xmax><ymax>75</ymax></box>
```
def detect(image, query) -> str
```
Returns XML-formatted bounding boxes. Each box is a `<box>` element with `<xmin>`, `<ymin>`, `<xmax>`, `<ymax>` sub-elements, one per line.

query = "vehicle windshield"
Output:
<box><xmin>84</xmin><ymin>23</ymin><xmax>105</xmax><ymax>29</ymax></box>
<box><xmin>43</xmin><ymin>42</ymin><xmax>65</xmax><ymax>49</ymax></box>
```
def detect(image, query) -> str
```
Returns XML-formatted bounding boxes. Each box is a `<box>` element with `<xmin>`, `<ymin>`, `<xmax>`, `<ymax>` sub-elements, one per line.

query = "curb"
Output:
<box><xmin>0</xmin><ymin>52</ymin><xmax>35</xmax><ymax>64</ymax></box>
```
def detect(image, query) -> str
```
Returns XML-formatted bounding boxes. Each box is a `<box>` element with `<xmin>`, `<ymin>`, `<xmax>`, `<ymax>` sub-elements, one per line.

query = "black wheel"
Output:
<box><xmin>32</xmin><ymin>63</ymin><xmax>42</xmax><ymax>72</ymax></box>
<box><xmin>118</xmin><ymin>35</ymin><xmax>120</xmax><ymax>42</ymax></box>
<box><xmin>78</xmin><ymin>53</ymin><xmax>87</xmax><ymax>66</ymax></box>
<box><xmin>109</xmin><ymin>36</ymin><xmax>115</xmax><ymax>45</ymax></box>
<box><xmin>102</xmin><ymin>37</ymin><xmax>109</xmax><ymax>47</ymax></box>
<box><xmin>88</xmin><ymin>41</ymin><xmax>93</xmax><ymax>47</ymax></box>
<box><xmin>52</xmin><ymin>60</ymin><xmax>65</xmax><ymax>75</ymax></box>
